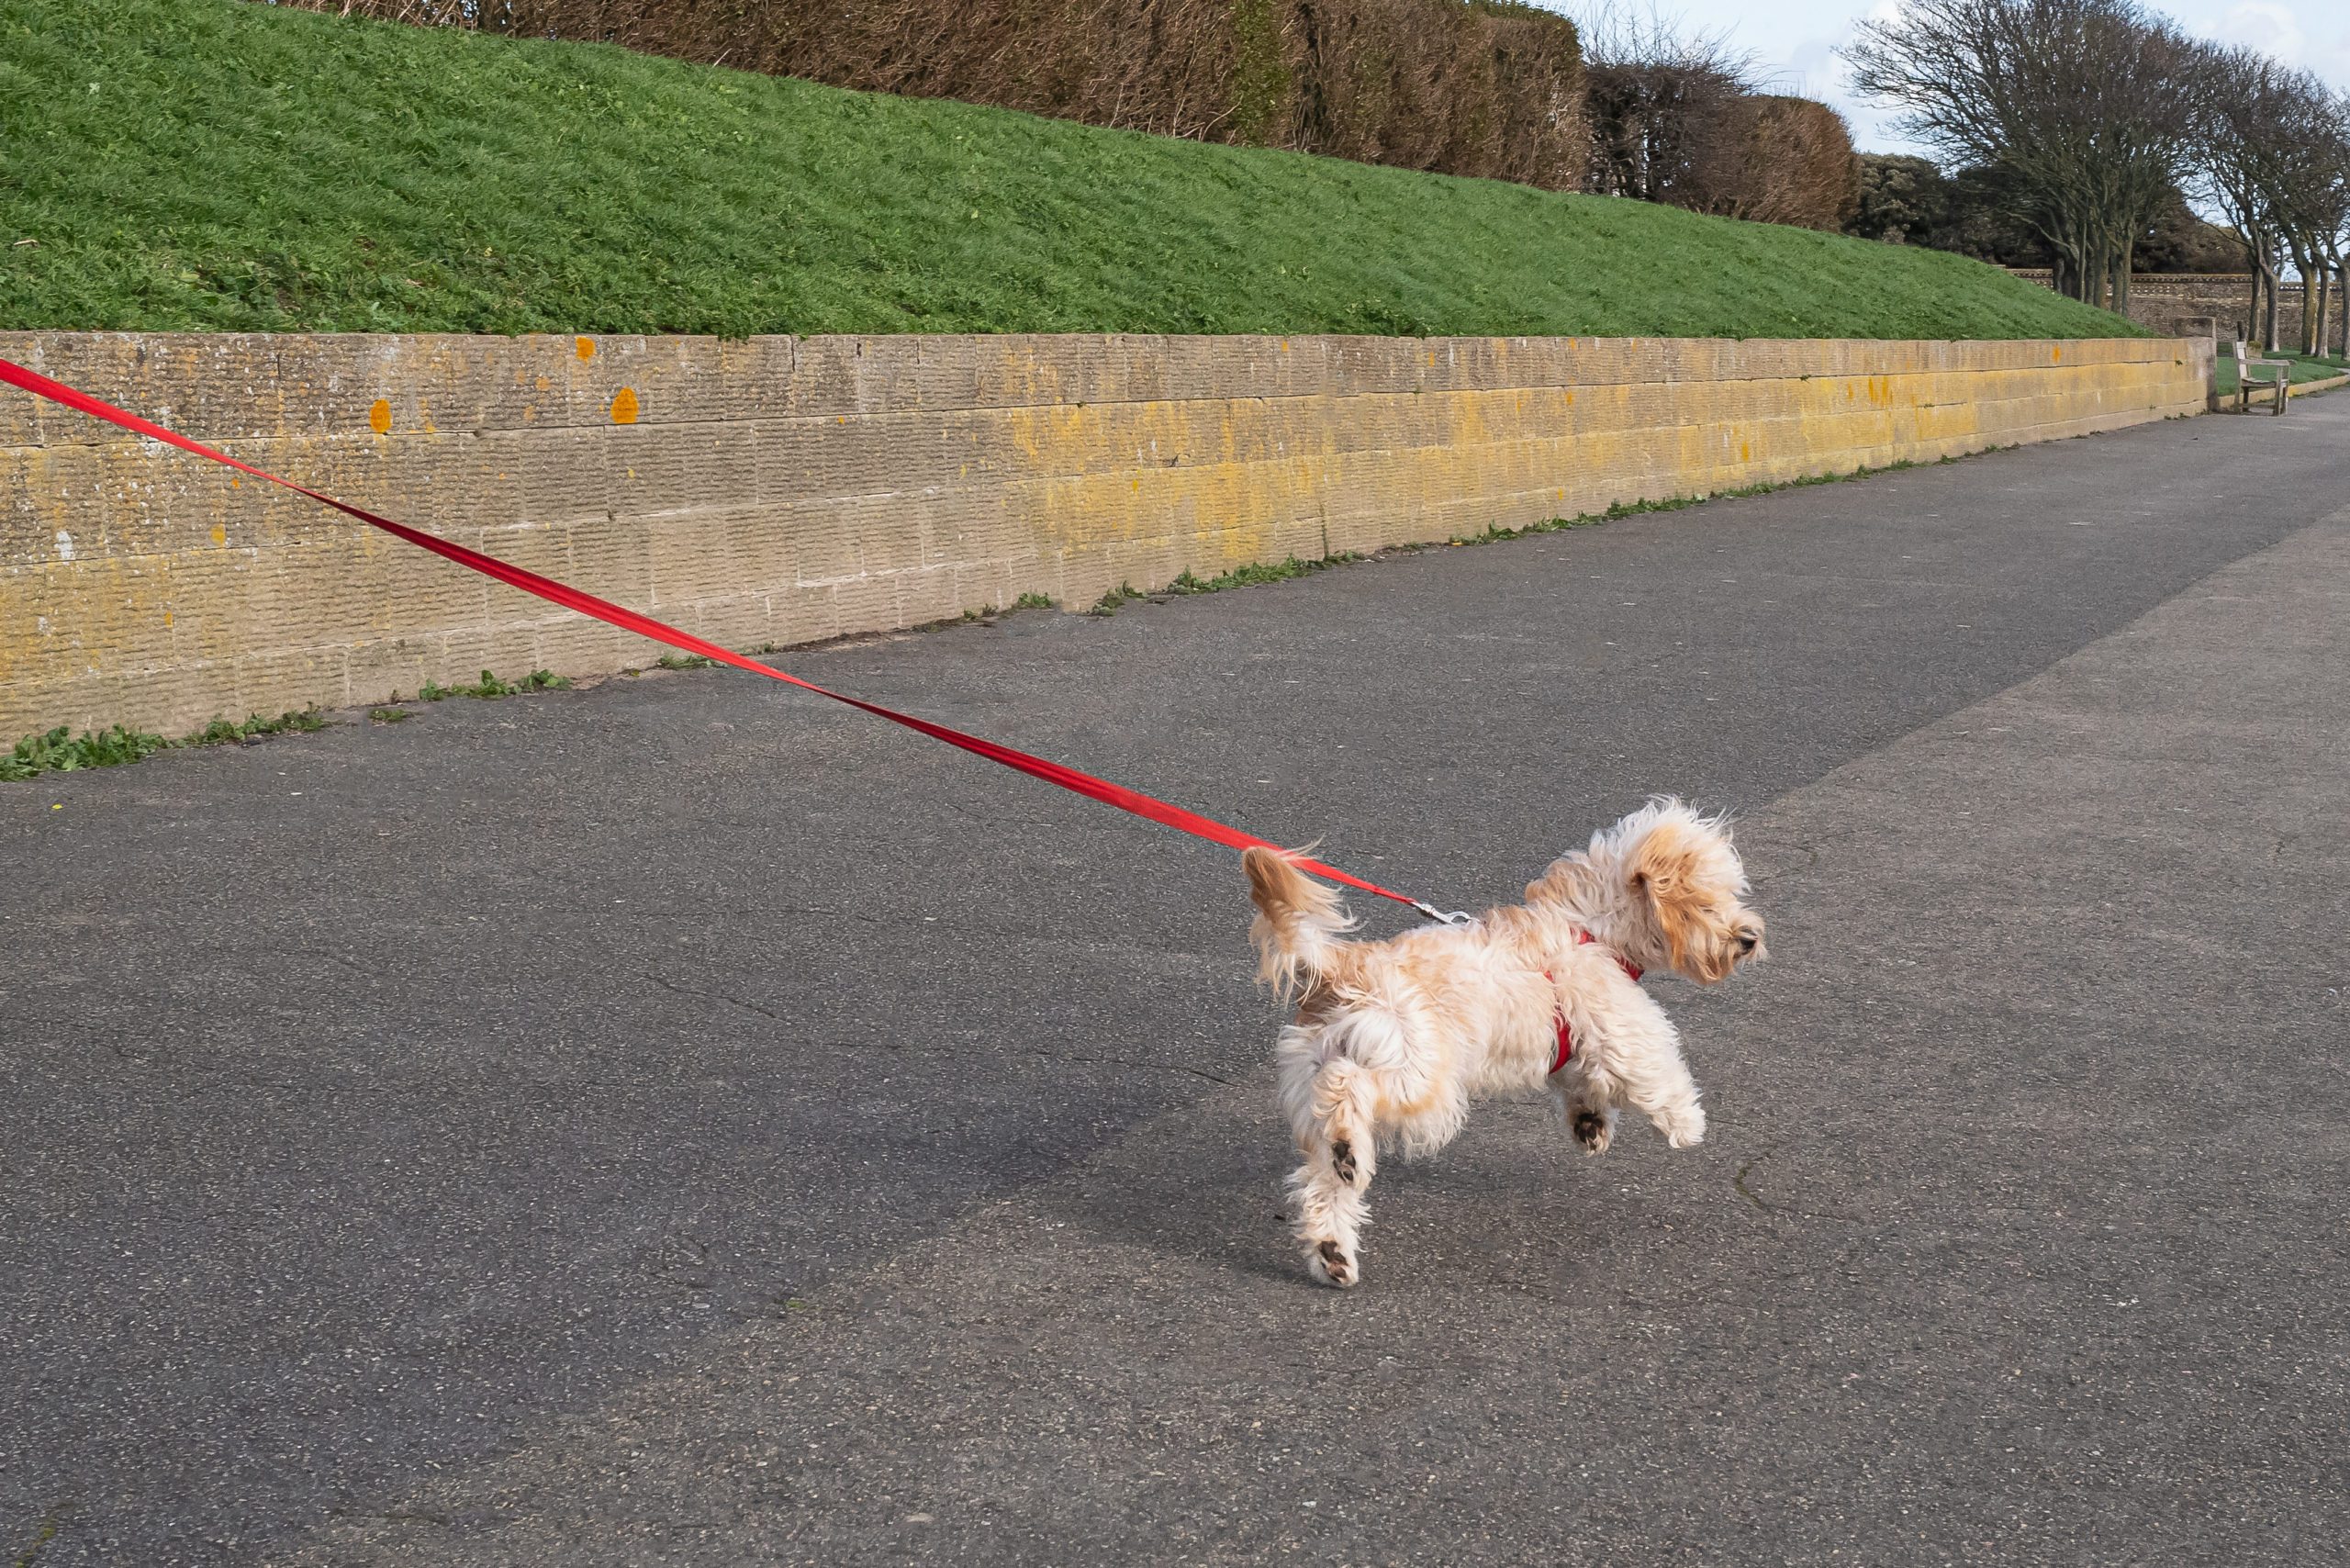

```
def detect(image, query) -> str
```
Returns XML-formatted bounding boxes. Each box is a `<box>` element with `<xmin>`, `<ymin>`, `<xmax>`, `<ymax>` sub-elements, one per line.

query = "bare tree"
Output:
<box><xmin>2193</xmin><ymin>51</ymin><xmax>2350</xmax><ymax>353</ymax></box>
<box><xmin>1843</xmin><ymin>0</ymin><xmax>2207</xmax><ymax>311</ymax></box>
<box><xmin>2197</xmin><ymin>48</ymin><xmax>2300</xmax><ymax>349</ymax></box>
<box><xmin>2275</xmin><ymin>95</ymin><xmax>2350</xmax><ymax>357</ymax></box>
<box><xmin>2270</xmin><ymin>89</ymin><xmax>2350</xmax><ymax>357</ymax></box>
<box><xmin>2327</xmin><ymin>107</ymin><xmax>2350</xmax><ymax>360</ymax></box>
<box><xmin>1573</xmin><ymin>4</ymin><xmax>1857</xmax><ymax>229</ymax></box>
<box><xmin>1575</xmin><ymin>6</ymin><xmax>1757</xmax><ymax>207</ymax></box>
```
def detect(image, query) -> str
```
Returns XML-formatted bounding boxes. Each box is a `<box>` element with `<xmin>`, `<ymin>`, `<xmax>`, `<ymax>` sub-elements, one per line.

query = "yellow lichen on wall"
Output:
<box><xmin>0</xmin><ymin>332</ymin><xmax>2211</xmax><ymax>739</ymax></box>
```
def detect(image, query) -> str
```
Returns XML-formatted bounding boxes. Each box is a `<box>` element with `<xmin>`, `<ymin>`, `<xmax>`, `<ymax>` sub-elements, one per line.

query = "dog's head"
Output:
<box><xmin>1614</xmin><ymin>799</ymin><xmax>1763</xmax><ymax>982</ymax></box>
<box><xmin>1536</xmin><ymin>799</ymin><xmax>1765</xmax><ymax>983</ymax></box>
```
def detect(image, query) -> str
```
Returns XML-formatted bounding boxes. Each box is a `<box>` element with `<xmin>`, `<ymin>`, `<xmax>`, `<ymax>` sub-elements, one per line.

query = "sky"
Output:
<box><xmin>1553</xmin><ymin>1</ymin><xmax>2350</xmax><ymax>158</ymax></box>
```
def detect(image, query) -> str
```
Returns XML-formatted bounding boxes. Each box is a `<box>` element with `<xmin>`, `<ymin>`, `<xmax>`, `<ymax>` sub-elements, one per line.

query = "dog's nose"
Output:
<box><xmin>1737</xmin><ymin>930</ymin><xmax>1759</xmax><ymax>954</ymax></box>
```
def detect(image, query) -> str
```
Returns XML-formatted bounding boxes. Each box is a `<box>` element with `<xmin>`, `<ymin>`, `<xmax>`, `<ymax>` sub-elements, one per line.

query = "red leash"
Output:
<box><xmin>2</xmin><ymin>355</ymin><xmax>1453</xmax><ymax>916</ymax></box>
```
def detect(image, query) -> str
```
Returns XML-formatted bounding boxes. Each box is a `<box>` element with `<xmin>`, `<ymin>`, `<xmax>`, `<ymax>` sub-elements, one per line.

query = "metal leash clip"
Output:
<box><xmin>1409</xmin><ymin>900</ymin><xmax>1476</xmax><ymax>926</ymax></box>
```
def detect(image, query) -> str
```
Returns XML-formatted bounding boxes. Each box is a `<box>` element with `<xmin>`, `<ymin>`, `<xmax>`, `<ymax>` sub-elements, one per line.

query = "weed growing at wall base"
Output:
<box><xmin>186</xmin><ymin>709</ymin><xmax>328</xmax><ymax>745</ymax></box>
<box><xmin>6</xmin><ymin>665</ymin><xmax>581</xmax><ymax>781</ymax></box>
<box><xmin>2</xmin><ymin>707</ymin><xmax>330</xmax><ymax>781</ymax></box>
<box><xmin>417</xmin><ymin>668</ymin><xmax>572</xmax><ymax>700</ymax></box>
<box><xmin>1088</xmin><ymin>583</ymin><xmax>1150</xmax><ymax>616</ymax></box>
<box><xmin>1</xmin><ymin>724</ymin><xmax>172</xmax><ymax>780</ymax></box>
<box><xmin>1168</xmin><ymin>555</ymin><xmax>1366</xmax><ymax>594</ymax></box>
<box><xmin>1077</xmin><ymin>553</ymin><xmax>1372</xmax><ymax>610</ymax></box>
<box><xmin>909</xmin><ymin>595</ymin><xmax>1061</xmax><ymax>633</ymax></box>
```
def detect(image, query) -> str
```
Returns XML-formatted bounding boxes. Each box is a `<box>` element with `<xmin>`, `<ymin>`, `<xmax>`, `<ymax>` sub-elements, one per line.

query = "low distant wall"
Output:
<box><xmin>2006</xmin><ymin>270</ymin><xmax>2300</xmax><ymax>343</ymax></box>
<box><xmin>1</xmin><ymin>331</ymin><xmax>2210</xmax><ymax>740</ymax></box>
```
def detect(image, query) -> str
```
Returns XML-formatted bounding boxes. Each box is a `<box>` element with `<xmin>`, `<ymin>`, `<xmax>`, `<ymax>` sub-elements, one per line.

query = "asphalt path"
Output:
<box><xmin>6</xmin><ymin>398</ymin><xmax>2346</xmax><ymax>1566</ymax></box>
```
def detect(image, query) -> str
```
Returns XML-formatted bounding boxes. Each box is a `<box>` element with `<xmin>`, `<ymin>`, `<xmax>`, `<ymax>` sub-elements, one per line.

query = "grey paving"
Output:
<box><xmin>4</xmin><ymin>400</ymin><xmax>2346</xmax><ymax>1566</ymax></box>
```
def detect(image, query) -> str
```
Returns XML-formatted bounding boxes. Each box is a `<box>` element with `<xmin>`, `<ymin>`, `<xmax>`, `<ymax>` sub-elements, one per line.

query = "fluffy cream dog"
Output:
<box><xmin>1242</xmin><ymin>799</ymin><xmax>1765</xmax><ymax>1288</ymax></box>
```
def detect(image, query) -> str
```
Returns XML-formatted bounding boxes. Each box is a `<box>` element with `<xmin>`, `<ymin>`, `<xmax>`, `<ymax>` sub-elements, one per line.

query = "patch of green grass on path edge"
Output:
<box><xmin>2215</xmin><ymin>350</ymin><xmax>2347</xmax><ymax>398</ymax></box>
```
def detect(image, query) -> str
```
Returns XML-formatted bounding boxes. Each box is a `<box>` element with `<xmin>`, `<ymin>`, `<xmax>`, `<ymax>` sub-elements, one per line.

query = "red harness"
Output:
<box><xmin>1546</xmin><ymin>932</ymin><xmax>1645</xmax><ymax>1074</ymax></box>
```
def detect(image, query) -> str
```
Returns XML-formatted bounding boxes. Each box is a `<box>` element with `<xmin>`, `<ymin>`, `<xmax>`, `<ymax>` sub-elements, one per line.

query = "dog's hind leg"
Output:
<box><xmin>1282</xmin><ymin>1055</ymin><xmax>1377</xmax><ymax>1288</ymax></box>
<box><xmin>1287</xmin><ymin>1156</ymin><xmax>1369</xmax><ymax>1289</ymax></box>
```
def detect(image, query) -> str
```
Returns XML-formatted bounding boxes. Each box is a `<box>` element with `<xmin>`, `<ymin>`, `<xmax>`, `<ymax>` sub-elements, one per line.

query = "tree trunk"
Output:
<box><xmin>2287</xmin><ymin>241</ymin><xmax>2319</xmax><ymax>355</ymax></box>
<box><xmin>2330</xmin><ymin>259</ymin><xmax>2349</xmax><ymax>362</ymax></box>
<box><xmin>2339</xmin><ymin>263</ymin><xmax>2349</xmax><ymax>362</ymax></box>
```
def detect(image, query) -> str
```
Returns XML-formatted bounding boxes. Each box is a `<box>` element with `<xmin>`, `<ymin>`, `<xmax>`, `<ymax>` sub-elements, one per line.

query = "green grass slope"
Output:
<box><xmin>0</xmin><ymin>0</ymin><xmax>2141</xmax><ymax>342</ymax></box>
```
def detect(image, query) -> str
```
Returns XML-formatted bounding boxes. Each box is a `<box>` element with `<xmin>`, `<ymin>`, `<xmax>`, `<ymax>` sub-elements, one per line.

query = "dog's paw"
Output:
<box><xmin>1571</xmin><ymin>1106</ymin><xmax>1614</xmax><ymax>1155</ymax></box>
<box><xmin>1330</xmin><ymin>1137</ymin><xmax>1359</xmax><ymax>1186</ymax></box>
<box><xmin>1660</xmin><ymin>1103</ymin><xmax>1707</xmax><ymax>1148</ymax></box>
<box><xmin>1309</xmin><ymin>1239</ymin><xmax>1360</xmax><ymax>1289</ymax></box>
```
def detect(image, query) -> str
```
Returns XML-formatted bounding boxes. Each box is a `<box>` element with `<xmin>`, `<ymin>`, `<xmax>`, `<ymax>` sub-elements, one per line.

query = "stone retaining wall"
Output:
<box><xmin>0</xmin><ymin>331</ymin><xmax>2210</xmax><ymax>739</ymax></box>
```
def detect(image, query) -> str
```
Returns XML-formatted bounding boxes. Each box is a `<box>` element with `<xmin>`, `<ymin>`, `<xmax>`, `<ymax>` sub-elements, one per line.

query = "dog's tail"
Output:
<box><xmin>1243</xmin><ymin>846</ymin><xmax>1357</xmax><ymax>998</ymax></box>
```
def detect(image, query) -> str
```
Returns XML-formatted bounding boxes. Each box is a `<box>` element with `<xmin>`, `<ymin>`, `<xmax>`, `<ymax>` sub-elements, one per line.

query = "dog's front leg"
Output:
<box><xmin>1582</xmin><ymin>1009</ymin><xmax>1706</xmax><ymax>1149</ymax></box>
<box><xmin>1612</xmin><ymin>1016</ymin><xmax>1707</xmax><ymax>1148</ymax></box>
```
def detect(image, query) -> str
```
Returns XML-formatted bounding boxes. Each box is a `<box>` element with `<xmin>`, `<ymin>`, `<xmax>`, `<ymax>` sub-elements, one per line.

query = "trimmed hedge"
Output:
<box><xmin>277</xmin><ymin>0</ymin><xmax>1590</xmax><ymax>189</ymax></box>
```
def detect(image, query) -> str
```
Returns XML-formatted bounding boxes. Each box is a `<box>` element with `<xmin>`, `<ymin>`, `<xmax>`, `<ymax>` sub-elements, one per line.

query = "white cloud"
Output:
<box><xmin>1548</xmin><ymin>2</ymin><xmax>2350</xmax><ymax>156</ymax></box>
<box><xmin>2159</xmin><ymin>1</ymin><xmax>2350</xmax><ymax>84</ymax></box>
<box><xmin>2212</xmin><ymin>2</ymin><xmax>2306</xmax><ymax>58</ymax></box>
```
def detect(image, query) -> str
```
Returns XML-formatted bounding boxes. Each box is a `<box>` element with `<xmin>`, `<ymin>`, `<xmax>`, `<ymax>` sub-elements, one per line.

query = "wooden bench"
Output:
<box><xmin>2234</xmin><ymin>341</ymin><xmax>2292</xmax><ymax>415</ymax></box>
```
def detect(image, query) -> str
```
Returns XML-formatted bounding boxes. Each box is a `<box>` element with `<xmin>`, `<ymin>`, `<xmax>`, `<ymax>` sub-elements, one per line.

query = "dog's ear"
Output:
<box><xmin>1628</xmin><ymin>820</ymin><xmax>1698</xmax><ymax>896</ymax></box>
<box><xmin>1629</xmin><ymin>821</ymin><xmax>1709</xmax><ymax>976</ymax></box>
